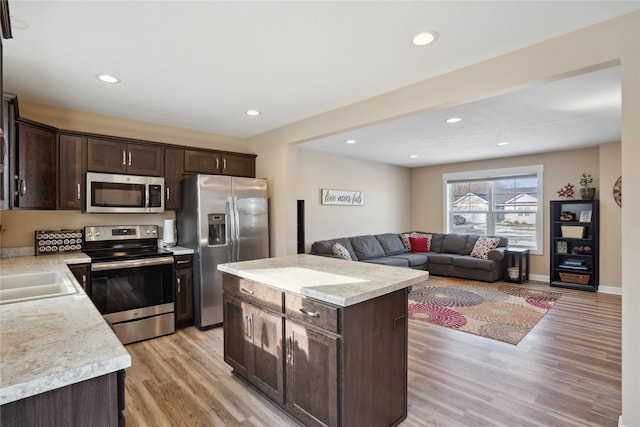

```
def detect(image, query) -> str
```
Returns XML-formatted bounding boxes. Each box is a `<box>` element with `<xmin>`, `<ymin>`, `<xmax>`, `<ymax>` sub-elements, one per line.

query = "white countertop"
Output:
<box><xmin>218</xmin><ymin>254</ymin><xmax>429</xmax><ymax>306</ymax></box>
<box><xmin>0</xmin><ymin>254</ymin><xmax>131</xmax><ymax>405</ymax></box>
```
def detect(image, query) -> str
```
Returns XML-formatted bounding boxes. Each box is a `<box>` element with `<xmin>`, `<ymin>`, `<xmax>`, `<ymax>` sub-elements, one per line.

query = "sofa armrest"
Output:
<box><xmin>487</xmin><ymin>246</ymin><xmax>507</xmax><ymax>262</ymax></box>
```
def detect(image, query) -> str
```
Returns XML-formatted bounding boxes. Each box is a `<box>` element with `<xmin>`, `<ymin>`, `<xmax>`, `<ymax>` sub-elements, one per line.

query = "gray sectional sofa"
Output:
<box><xmin>310</xmin><ymin>232</ymin><xmax>509</xmax><ymax>282</ymax></box>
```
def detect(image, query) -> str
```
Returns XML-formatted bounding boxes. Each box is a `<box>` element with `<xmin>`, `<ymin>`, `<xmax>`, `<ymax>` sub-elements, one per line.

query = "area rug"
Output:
<box><xmin>408</xmin><ymin>276</ymin><xmax>561</xmax><ymax>345</ymax></box>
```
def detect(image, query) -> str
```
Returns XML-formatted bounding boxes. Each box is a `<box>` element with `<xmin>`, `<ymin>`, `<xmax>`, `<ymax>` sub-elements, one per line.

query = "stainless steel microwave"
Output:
<box><xmin>86</xmin><ymin>172</ymin><xmax>165</xmax><ymax>213</ymax></box>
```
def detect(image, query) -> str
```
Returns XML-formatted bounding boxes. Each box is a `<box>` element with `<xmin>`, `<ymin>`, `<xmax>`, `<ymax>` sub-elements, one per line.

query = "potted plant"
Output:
<box><xmin>579</xmin><ymin>173</ymin><xmax>596</xmax><ymax>199</ymax></box>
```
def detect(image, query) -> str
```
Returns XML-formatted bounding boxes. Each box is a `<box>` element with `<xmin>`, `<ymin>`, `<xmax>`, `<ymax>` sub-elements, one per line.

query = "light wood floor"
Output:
<box><xmin>123</xmin><ymin>281</ymin><xmax>621</xmax><ymax>427</ymax></box>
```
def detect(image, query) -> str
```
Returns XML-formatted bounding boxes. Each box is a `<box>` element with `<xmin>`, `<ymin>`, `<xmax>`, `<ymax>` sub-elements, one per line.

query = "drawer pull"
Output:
<box><xmin>299</xmin><ymin>308</ymin><xmax>320</xmax><ymax>318</ymax></box>
<box><xmin>240</xmin><ymin>287</ymin><xmax>255</xmax><ymax>295</ymax></box>
<box><xmin>176</xmin><ymin>259</ymin><xmax>191</xmax><ymax>265</ymax></box>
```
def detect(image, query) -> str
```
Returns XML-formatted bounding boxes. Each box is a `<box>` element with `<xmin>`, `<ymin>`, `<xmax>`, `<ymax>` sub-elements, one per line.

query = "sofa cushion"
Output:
<box><xmin>426</xmin><ymin>253</ymin><xmax>457</xmax><ymax>265</ymax></box>
<box><xmin>362</xmin><ymin>257</ymin><xmax>409</xmax><ymax>267</ymax></box>
<box><xmin>409</xmin><ymin>236</ymin><xmax>430</xmax><ymax>252</ymax></box>
<box><xmin>331</xmin><ymin>242</ymin><xmax>352</xmax><ymax>260</ymax></box>
<box><xmin>375</xmin><ymin>233</ymin><xmax>405</xmax><ymax>256</ymax></box>
<box><xmin>441</xmin><ymin>234</ymin><xmax>469</xmax><ymax>255</ymax></box>
<box><xmin>466</xmin><ymin>235</ymin><xmax>481</xmax><ymax>254</ymax></box>
<box><xmin>470</xmin><ymin>236</ymin><xmax>501</xmax><ymax>259</ymax></box>
<box><xmin>429</xmin><ymin>233</ymin><xmax>445</xmax><ymax>253</ymax></box>
<box><xmin>350</xmin><ymin>235</ymin><xmax>385</xmax><ymax>260</ymax></box>
<box><xmin>453</xmin><ymin>255</ymin><xmax>497</xmax><ymax>271</ymax></box>
<box><xmin>389</xmin><ymin>253</ymin><xmax>428</xmax><ymax>267</ymax></box>
<box><xmin>311</xmin><ymin>238</ymin><xmax>358</xmax><ymax>261</ymax></box>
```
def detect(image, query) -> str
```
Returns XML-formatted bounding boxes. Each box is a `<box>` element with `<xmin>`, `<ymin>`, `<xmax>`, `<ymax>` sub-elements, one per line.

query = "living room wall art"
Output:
<box><xmin>321</xmin><ymin>189</ymin><xmax>365</xmax><ymax>206</ymax></box>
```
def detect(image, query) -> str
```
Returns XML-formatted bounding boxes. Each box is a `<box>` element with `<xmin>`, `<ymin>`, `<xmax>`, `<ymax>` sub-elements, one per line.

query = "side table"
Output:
<box><xmin>505</xmin><ymin>248</ymin><xmax>530</xmax><ymax>284</ymax></box>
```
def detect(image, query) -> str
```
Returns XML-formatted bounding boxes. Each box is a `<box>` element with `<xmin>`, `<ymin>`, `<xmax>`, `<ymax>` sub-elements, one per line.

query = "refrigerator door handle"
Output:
<box><xmin>226</xmin><ymin>196</ymin><xmax>234</xmax><ymax>262</ymax></box>
<box><xmin>233</xmin><ymin>196</ymin><xmax>241</xmax><ymax>262</ymax></box>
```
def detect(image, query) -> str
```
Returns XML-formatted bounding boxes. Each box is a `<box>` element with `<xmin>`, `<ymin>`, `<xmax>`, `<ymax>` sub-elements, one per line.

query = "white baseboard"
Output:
<box><xmin>599</xmin><ymin>285</ymin><xmax>622</xmax><ymax>295</ymax></box>
<box><xmin>526</xmin><ymin>274</ymin><xmax>622</xmax><ymax>296</ymax></box>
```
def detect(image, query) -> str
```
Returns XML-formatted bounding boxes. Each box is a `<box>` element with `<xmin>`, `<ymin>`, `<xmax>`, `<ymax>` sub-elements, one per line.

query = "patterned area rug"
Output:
<box><xmin>408</xmin><ymin>276</ymin><xmax>561</xmax><ymax>345</ymax></box>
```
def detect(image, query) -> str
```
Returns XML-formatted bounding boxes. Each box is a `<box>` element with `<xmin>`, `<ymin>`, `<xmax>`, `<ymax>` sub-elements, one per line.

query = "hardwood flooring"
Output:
<box><xmin>123</xmin><ymin>281</ymin><xmax>621</xmax><ymax>426</ymax></box>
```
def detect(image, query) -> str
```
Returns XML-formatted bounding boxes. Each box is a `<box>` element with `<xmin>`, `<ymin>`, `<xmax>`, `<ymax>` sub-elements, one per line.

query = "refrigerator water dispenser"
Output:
<box><xmin>208</xmin><ymin>214</ymin><xmax>226</xmax><ymax>246</ymax></box>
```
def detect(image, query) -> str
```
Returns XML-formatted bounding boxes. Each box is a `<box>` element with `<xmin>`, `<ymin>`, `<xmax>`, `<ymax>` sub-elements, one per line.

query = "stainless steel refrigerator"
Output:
<box><xmin>176</xmin><ymin>174</ymin><xmax>269</xmax><ymax>329</ymax></box>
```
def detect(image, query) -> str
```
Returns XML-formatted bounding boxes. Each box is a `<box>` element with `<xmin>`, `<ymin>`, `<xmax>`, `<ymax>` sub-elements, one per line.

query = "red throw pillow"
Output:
<box><xmin>409</xmin><ymin>236</ymin><xmax>429</xmax><ymax>253</ymax></box>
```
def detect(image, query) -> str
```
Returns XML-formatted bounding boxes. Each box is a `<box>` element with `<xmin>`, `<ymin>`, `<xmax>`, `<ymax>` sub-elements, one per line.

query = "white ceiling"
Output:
<box><xmin>4</xmin><ymin>1</ymin><xmax>639</xmax><ymax>167</ymax></box>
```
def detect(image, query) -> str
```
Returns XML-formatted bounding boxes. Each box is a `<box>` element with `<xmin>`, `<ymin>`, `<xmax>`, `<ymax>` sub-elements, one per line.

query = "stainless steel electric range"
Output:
<box><xmin>83</xmin><ymin>225</ymin><xmax>175</xmax><ymax>345</ymax></box>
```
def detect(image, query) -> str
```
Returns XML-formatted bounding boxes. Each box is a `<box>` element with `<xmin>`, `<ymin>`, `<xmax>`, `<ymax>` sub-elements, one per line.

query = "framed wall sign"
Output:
<box><xmin>321</xmin><ymin>189</ymin><xmax>365</xmax><ymax>206</ymax></box>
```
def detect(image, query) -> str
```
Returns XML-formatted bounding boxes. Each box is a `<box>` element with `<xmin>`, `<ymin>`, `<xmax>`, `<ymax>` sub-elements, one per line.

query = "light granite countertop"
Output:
<box><xmin>218</xmin><ymin>254</ymin><xmax>429</xmax><ymax>306</ymax></box>
<box><xmin>0</xmin><ymin>254</ymin><xmax>131</xmax><ymax>405</ymax></box>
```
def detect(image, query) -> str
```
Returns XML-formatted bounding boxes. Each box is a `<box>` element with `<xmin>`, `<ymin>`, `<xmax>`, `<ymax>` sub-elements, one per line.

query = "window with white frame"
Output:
<box><xmin>443</xmin><ymin>165</ymin><xmax>543</xmax><ymax>254</ymax></box>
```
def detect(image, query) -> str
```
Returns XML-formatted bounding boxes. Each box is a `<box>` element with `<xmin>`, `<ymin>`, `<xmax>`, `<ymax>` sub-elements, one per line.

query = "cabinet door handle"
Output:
<box><xmin>166</xmin><ymin>187</ymin><xmax>170</xmax><ymax>201</ymax></box>
<box><xmin>248</xmin><ymin>314</ymin><xmax>253</xmax><ymax>340</ymax></box>
<box><xmin>287</xmin><ymin>336</ymin><xmax>293</xmax><ymax>362</ymax></box>
<box><xmin>122</xmin><ymin>150</ymin><xmax>126</xmax><ymax>165</ymax></box>
<box><xmin>81</xmin><ymin>274</ymin><xmax>87</xmax><ymax>290</ymax></box>
<box><xmin>77</xmin><ymin>183</ymin><xmax>81</xmax><ymax>200</ymax></box>
<box><xmin>240</xmin><ymin>287</ymin><xmax>255</xmax><ymax>296</ymax></box>
<box><xmin>244</xmin><ymin>314</ymin><xmax>253</xmax><ymax>339</ymax></box>
<box><xmin>223</xmin><ymin>159</ymin><xmax>227</xmax><ymax>170</ymax></box>
<box><xmin>19</xmin><ymin>178</ymin><xmax>27</xmax><ymax>196</ymax></box>
<box><xmin>128</xmin><ymin>151</ymin><xmax>132</xmax><ymax>166</ymax></box>
<box><xmin>176</xmin><ymin>259</ymin><xmax>190</xmax><ymax>265</ymax></box>
<box><xmin>177</xmin><ymin>277</ymin><xmax>181</xmax><ymax>293</ymax></box>
<box><xmin>299</xmin><ymin>308</ymin><xmax>320</xmax><ymax>318</ymax></box>
<box><xmin>216</xmin><ymin>157</ymin><xmax>220</xmax><ymax>170</ymax></box>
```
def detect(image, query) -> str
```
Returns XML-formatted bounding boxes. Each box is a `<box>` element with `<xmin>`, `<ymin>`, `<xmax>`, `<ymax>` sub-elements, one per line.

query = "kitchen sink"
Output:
<box><xmin>0</xmin><ymin>271</ymin><xmax>78</xmax><ymax>304</ymax></box>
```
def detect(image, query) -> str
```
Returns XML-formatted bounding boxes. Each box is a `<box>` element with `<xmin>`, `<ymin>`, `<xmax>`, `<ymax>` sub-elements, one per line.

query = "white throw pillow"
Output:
<box><xmin>331</xmin><ymin>242</ymin><xmax>352</xmax><ymax>260</ymax></box>
<box><xmin>470</xmin><ymin>236</ymin><xmax>501</xmax><ymax>259</ymax></box>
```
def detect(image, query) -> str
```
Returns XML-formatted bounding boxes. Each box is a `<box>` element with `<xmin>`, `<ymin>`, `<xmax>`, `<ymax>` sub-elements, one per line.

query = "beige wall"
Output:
<box><xmin>19</xmin><ymin>100</ymin><xmax>251</xmax><ymax>153</ymax></box>
<box><xmin>599</xmin><ymin>142</ymin><xmax>622</xmax><ymax>288</ymax></box>
<box><xmin>409</xmin><ymin>145</ymin><xmax>624</xmax><ymax>287</ymax></box>
<box><xmin>297</xmin><ymin>148</ymin><xmax>410</xmax><ymax>250</ymax></box>
<box><xmin>0</xmin><ymin>210</ymin><xmax>175</xmax><ymax>249</ymax></box>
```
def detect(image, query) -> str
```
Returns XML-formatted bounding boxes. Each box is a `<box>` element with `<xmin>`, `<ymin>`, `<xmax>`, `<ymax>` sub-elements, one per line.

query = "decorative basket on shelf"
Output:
<box><xmin>561</xmin><ymin>225</ymin><xmax>584</xmax><ymax>238</ymax></box>
<box><xmin>559</xmin><ymin>272</ymin><xmax>590</xmax><ymax>285</ymax></box>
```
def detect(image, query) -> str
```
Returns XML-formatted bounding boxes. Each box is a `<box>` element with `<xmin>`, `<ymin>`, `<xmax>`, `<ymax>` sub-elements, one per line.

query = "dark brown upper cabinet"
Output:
<box><xmin>164</xmin><ymin>148</ymin><xmax>184</xmax><ymax>210</ymax></box>
<box><xmin>184</xmin><ymin>149</ymin><xmax>221</xmax><ymax>175</ymax></box>
<box><xmin>87</xmin><ymin>137</ymin><xmax>163</xmax><ymax>176</ymax></box>
<box><xmin>58</xmin><ymin>134</ymin><xmax>85</xmax><ymax>210</ymax></box>
<box><xmin>14</xmin><ymin>121</ymin><xmax>57</xmax><ymax>209</ymax></box>
<box><xmin>220</xmin><ymin>152</ymin><xmax>256</xmax><ymax>178</ymax></box>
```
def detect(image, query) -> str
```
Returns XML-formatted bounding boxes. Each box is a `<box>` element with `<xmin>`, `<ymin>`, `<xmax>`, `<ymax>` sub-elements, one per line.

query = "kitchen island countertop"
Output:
<box><xmin>218</xmin><ymin>254</ymin><xmax>429</xmax><ymax>306</ymax></box>
<box><xmin>0</xmin><ymin>254</ymin><xmax>131</xmax><ymax>405</ymax></box>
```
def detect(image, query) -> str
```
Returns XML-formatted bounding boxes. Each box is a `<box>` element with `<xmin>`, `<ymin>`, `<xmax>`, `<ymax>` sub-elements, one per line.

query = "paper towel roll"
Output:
<box><xmin>163</xmin><ymin>219</ymin><xmax>176</xmax><ymax>246</ymax></box>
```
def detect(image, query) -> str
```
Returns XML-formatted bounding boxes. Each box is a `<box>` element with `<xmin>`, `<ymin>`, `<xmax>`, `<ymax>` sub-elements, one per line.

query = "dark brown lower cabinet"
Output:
<box><xmin>67</xmin><ymin>263</ymin><xmax>91</xmax><ymax>294</ymax></box>
<box><xmin>223</xmin><ymin>293</ymin><xmax>285</xmax><ymax>404</ymax></box>
<box><xmin>0</xmin><ymin>371</ymin><xmax>124</xmax><ymax>427</ymax></box>
<box><xmin>223</xmin><ymin>273</ymin><xmax>408</xmax><ymax>427</ymax></box>
<box><xmin>174</xmin><ymin>255</ymin><xmax>194</xmax><ymax>328</ymax></box>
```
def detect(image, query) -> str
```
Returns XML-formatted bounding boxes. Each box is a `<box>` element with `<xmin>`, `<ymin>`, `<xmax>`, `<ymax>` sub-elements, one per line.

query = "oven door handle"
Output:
<box><xmin>91</xmin><ymin>256</ymin><xmax>175</xmax><ymax>271</ymax></box>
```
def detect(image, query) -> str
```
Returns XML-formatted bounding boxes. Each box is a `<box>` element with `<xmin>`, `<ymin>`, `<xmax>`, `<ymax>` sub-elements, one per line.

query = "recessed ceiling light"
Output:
<box><xmin>412</xmin><ymin>31</ymin><xmax>438</xmax><ymax>46</ymax></box>
<box><xmin>96</xmin><ymin>74</ymin><xmax>121</xmax><ymax>84</ymax></box>
<box><xmin>497</xmin><ymin>141</ymin><xmax>510</xmax><ymax>146</ymax></box>
<box><xmin>409</xmin><ymin>154</ymin><xmax>418</xmax><ymax>158</ymax></box>
<box><xmin>345</xmin><ymin>139</ymin><xmax>356</xmax><ymax>144</ymax></box>
<box><xmin>246</xmin><ymin>109</ymin><xmax>261</xmax><ymax>116</ymax></box>
<box><xmin>445</xmin><ymin>117</ymin><xmax>462</xmax><ymax>124</ymax></box>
